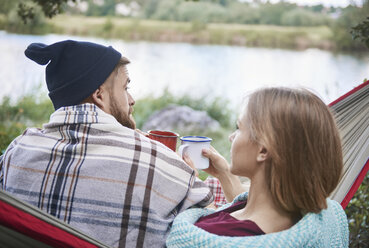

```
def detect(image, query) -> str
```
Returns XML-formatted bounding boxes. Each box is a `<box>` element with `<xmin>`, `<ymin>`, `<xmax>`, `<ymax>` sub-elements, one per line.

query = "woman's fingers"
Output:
<box><xmin>183</xmin><ymin>153</ymin><xmax>199</xmax><ymax>177</ymax></box>
<box><xmin>135</xmin><ymin>129</ymin><xmax>149</xmax><ymax>137</ymax></box>
<box><xmin>202</xmin><ymin>147</ymin><xmax>221</xmax><ymax>164</ymax></box>
<box><xmin>203</xmin><ymin>147</ymin><xmax>227</xmax><ymax>168</ymax></box>
<box><xmin>202</xmin><ymin>147</ymin><xmax>229</xmax><ymax>178</ymax></box>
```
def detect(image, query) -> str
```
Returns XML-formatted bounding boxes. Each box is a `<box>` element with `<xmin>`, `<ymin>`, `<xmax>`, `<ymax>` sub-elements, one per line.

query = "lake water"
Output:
<box><xmin>0</xmin><ymin>31</ymin><xmax>368</xmax><ymax>109</ymax></box>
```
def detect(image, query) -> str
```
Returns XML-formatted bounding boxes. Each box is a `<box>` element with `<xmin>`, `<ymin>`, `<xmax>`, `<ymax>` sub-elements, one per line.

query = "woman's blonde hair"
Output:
<box><xmin>245</xmin><ymin>87</ymin><xmax>343</xmax><ymax>214</ymax></box>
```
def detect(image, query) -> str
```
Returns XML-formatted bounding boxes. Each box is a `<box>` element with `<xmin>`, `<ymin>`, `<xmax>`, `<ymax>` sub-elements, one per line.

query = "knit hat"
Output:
<box><xmin>25</xmin><ymin>40</ymin><xmax>122</xmax><ymax>110</ymax></box>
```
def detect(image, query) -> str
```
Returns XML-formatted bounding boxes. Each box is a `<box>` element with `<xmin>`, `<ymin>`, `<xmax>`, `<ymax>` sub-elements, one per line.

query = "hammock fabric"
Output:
<box><xmin>0</xmin><ymin>201</ymin><xmax>97</xmax><ymax>248</ymax></box>
<box><xmin>0</xmin><ymin>190</ymin><xmax>109</xmax><ymax>248</ymax></box>
<box><xmin>328</xmin><ymin>80</ymin><xmax>369</xmax><ymax>209</ymax></box>
<box><xmin>166</xmin><ymin>192</ymin><xmax>349</xmax><ymax>248</ymax></box>
<box><xmin>340</xmin><ymin>159</ymin><xmax>369</xmax><ymax>209</ymax></box>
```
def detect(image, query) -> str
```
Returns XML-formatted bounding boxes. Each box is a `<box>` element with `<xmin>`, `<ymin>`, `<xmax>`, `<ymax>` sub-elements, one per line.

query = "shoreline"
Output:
<box><xmin>49</xmin><ymin>15</ymin><xmax>336</xmax><ymax>51</ymax></box>
<box><xmin>3</xmin><ymin>14</ymin><xmax>367</xmax><ymax>52</ymax></box>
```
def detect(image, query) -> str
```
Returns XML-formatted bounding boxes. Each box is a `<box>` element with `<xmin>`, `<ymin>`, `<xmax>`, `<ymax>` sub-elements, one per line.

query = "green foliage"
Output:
<box><xmin>281</xmin><ymin>9</ymin><xmax>331</xmax><ymax>27</ymax></box>
<box><xmin>305</xmin><ymin>4</ymin><xmax>325</xmax><ymax>13</ymax></box>
<box><xmin>86</xmin><ymin>0</ymin><xmax>116</xmax><ymax>16</ymax></box>
<box><xmin>258</xmin><ymin>2</ymin><xmax>296</xmax><ymax>26</ymax></box>
<box><xmin>100</xmin><ymin>17</ymin><xmax>114</xmax><ymax>36</ymax></box>
<box><xmin>226</xmin><ymin>3</ymin><xmax>260</xmax><ymax>24</ymax></box>
<box><xmin>0</xmin><ymin>121</ymin><xmax>26</xmax><ymax>155</ymax></box>
<box><xmin>150</xmin><ymin>0</ymin><xmax>180</xmax><ymax>21</ymax></box>
<box><xmin>345</xmin><ymin>174</ymin><xmax>369</xmax><ymax>247</ymax></box>
<box><xmin>0</xmin><ymin>93</ymin><xmax>53</xmax><ymax>155</ymax></box>
<box><xmin>175</xmin><ymin>1</ymin><xmax>227</xmax><ymax>23</ymax></box>
<box><xmin>351</xmin><ymin>17</ymin><xmax>369</xmax><ymax>49</ymax></box>
<box><xmin>141</xmin><ymin>0</ymin><xmax>160</xmax><ymax>19</ymax></box>
<box><xmin>0</xmin><ymin>96</ymin><xmax>53</xmax><ymax>125</ymax></box>
<box><xmin>0</xmin><ymin>0</ymin><xmax>18</xmax><ymax>15</ymax></box>
<box><xmin>16</xmin><ymin>0</ymin><xmax>74</xmax><ymax>24</ymax></box>
<box><xmin>3</xmin><ymin>3</ymin><xmax>53</xmax><ymax>34</ymax></box>
<box><xmin>190</xmin><ymin>20</ymin><xmax>207</xmax><ymax>32</ymax></box>
<box><xmin>331</xmin><ymin>1</ymin><xmax>369</xmax><ymax>51</ymax></box>
<box><xmin>138</xmin><ymin>0</ymin><xmax>334</xmax><ymax>27</ymax></box>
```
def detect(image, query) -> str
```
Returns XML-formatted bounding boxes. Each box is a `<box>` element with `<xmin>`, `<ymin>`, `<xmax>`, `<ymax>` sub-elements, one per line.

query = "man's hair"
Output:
<box><xmin>113</xmin><ymin>56</ymin><xmax>130</xmax><ymax>73</ymax></box>
<box><xmin>245</xmin><ymin>87</ymin><xmax>343</xmax><ymax>214</ymax></box>
<box><xmin>104</xmin><ymin>56</ymin><xmax>130</xmax><ymax>91</ymax></box>
<box><xmin>81</xmin><ymin>57</ymin><xmax>130</xmax><ymax>103</ymax></box>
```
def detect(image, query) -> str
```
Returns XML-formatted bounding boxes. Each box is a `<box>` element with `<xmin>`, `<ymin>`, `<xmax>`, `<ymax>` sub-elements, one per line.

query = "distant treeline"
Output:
<box><xmin>71</xmin><ymin>0</ymin><xmax>368</xmax><ymax>27</ymax></box>
<box><xmin>0</xmin><ymin>0</ymin><xmax>368</xmax><ymax>51</ymax></box>
<box><xmin>140</xmin><ymin>0</ymin><xmax>335</xmax><ymax>26</ymax></box>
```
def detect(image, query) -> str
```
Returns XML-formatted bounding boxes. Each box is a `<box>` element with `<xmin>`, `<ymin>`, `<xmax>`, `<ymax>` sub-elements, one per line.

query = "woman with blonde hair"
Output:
<box><xmin>167</xmin><ymin>87</ymin><xmax>348</xmax><ymax>247</ymax></box>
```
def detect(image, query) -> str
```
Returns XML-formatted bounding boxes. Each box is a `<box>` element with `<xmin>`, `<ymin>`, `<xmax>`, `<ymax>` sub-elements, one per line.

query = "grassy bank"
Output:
<box><xmin>29</xmin><ymin>15</ymin><xmax>336</xmax><ymax>50</ymax></box>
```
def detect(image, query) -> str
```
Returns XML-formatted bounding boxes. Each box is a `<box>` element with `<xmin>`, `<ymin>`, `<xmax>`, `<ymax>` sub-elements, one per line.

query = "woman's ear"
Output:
<box><xmin>256</xmin><ymin>145</ymin><xmax>268</xmax><ymax>162</ymax></box>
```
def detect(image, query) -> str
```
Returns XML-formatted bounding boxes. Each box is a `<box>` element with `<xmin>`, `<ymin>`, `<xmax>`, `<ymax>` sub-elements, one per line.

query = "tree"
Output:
<box><xmin>281</xmin><ymin>8</ymin><xmax>329</xmax><ymax>26</ymax></box>
<box><xmin>86</xmin><ymin>0</ymin><xmax>116</xmax><ymax>16</ymax></box>
<box><xmin>331</xmin><ymin>0</ymin><xmax>369</xmax><ymax>50</ymax></box>
<box><xmin>351</xmin><ymin>17</ymin><xmax>369</xmax><ymax>48</ymax></box>
<box><xmin>259</xmin><ymin>2</ymin><xmax>296</xmax><ymax>25</ymax></box>
<box><xmin>16</xmin><ymin>0</ymin><xmax>75</xmax><ymax>23</ymax></box>
<box><xmin>0</xmin><ymin>0</ymin><xmax>17</xmax><ymax>15</ymax></box>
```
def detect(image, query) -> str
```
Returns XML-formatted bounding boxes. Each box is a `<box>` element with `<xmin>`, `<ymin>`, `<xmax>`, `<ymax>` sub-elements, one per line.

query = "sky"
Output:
<box><xmin>242</xmin><ymin>0</ymin><xmax>363</xmax><ymax>7</ymax></box>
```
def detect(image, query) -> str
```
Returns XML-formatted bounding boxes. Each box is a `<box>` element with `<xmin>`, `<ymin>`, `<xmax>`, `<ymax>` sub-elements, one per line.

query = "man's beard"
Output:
<box><xmin>110</xmin><ymin>97</ymin><xmax>136</xmax><ymax>129</ymax></box>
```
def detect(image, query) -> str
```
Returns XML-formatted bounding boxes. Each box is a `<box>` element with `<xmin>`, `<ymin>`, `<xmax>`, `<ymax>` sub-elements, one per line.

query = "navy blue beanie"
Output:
<box><xmin>25</xmin><ymin>40</ymin><xmax>122</xmax><ymax>110</ymax></box>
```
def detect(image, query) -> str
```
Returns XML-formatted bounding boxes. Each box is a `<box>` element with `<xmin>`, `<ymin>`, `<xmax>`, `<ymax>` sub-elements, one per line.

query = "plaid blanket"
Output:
<box><xmin>204</xmin><ymin>177</ymin><xmax>227</xmax><ymax>208</ymax></box>
<box><xmin>0</xmin><ymin>103</ymin><xmax>213</xmax><ymax>248</ymax></box>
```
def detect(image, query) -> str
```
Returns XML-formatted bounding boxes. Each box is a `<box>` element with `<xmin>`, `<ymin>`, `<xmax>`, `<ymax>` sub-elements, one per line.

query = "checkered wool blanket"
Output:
<box><xmin>167</xmin><ymin>192</ymin><xmax>349</xmax><ymax>248</ymax></box>
<box><xmin>204</xmin><ymin>177</ymin><xmax>227</xmax><ymax>208</ymax></box>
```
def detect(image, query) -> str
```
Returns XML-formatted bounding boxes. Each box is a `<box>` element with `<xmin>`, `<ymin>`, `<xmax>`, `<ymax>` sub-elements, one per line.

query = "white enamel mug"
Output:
<box><xmin>178</xmin><ymin>136</ymin><xmax>212</xmax><ymax>169</ymax></box>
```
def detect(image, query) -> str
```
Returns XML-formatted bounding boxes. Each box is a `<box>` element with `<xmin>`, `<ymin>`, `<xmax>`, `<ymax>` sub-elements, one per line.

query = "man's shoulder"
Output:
<box><xmin>3</xmin><ymin>127</ymin><xmax>42</xmax><ymax>152</ymax></box>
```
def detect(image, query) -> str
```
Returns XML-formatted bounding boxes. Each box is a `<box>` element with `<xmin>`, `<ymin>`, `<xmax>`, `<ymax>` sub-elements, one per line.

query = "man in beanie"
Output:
<box><xmin>0</xmin><ymin>40</ymin><xmax>213</xmax><ymax>248</ymax></box>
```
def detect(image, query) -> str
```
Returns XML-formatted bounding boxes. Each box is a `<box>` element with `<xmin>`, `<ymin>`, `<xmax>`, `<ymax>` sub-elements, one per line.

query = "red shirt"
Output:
<box><xmin>195</xmin><ymin>200</ymin><xmax>265</xmax><ymax>237</ymax></box>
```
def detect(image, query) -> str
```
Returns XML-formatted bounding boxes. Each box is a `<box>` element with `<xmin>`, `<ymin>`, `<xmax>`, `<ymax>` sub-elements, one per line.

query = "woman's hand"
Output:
<box><xmin>202</xmin><ymin>146</ymin><xmax>245</xmax><ymax>202</ymax></box>
<box><xmin>181</xmin><ymin>146</ymin><xmax>231</xmax><ymax>179</ymax></box>
<box><xmin>182</xmin><ymin>153</ymin><xmax>199</xmax><ymax>177</ymax></box>
<box><xmin>202</xmin><ymin>146</ymin><xmax>230</xmax><ymax>179</ymax></box>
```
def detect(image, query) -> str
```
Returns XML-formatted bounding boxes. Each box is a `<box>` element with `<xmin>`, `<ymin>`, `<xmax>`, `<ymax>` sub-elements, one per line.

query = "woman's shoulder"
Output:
<box><xmin>167</xmin><ymin>196</ymin><xmax>348</xmax><ymax>248</ymax></box>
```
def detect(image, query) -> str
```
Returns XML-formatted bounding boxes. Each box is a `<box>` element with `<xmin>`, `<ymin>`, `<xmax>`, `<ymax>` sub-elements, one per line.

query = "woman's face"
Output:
<box><xmin>229</xmin><ymin>107</ymin><xmax>261</xmax><ymax>178</ymax></box>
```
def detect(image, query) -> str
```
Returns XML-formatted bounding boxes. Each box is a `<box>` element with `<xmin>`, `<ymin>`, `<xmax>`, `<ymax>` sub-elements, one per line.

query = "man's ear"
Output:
<box><xmin>90</xmin><ymin>85</ymin><xmax>109</xmax><ymax>112</ymax></box>
<box><xmin>256</xmin><ymin>145</ymin><xmax>268</xmax><ymax>162</ymax></box>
